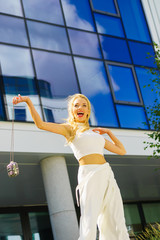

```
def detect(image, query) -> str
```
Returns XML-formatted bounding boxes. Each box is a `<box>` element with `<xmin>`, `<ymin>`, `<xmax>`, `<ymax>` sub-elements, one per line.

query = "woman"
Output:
<box><xmin>13</xmin><ymin>93</ymin><xmax>129</xmax><ymax>240</ymax></box>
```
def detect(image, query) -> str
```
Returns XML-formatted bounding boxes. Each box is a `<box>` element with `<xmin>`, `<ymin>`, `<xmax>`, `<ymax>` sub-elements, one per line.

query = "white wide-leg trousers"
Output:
<box><xmin>76</xmin><ymin>163</ymin><xmax>130</xmax><ymax>240</ymax></box>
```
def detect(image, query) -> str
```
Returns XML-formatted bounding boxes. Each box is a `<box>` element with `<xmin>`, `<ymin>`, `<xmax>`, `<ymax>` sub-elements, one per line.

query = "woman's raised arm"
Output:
<box><xmin>92</xmin><ymin>127</ymin><xmax>126</xmax><ymax>155</ymax></box>
<box><xmin>12</xmin><ymin>94</ymin><xmax>71</xmax><ymax>138</ymax></box>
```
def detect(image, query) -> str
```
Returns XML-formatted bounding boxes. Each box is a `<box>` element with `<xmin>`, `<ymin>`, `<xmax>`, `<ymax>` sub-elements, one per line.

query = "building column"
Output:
<box><xmin>40</xmin><ymin>156</ymin><xmax>79</xmax><ymax>240</ymax></box>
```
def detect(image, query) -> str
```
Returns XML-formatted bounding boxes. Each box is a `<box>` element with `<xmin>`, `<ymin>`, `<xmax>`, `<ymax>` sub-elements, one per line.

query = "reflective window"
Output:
<box><xmin>129</xmin><ymin>41</ymin><xmax>155</xmax><ymax>67</ymax></box>
<box><xmin>0</xmin><ymin>15</ymin><xmax>28</xmax><ymax>46</ymax></box>
<box><xmin>44</xmin><ymin>108</ymin><xmax>55</xmax><ymax>122</ymax></box>
<box><xmin>124</xmin><ymin>204</ymin><xmax>142</xmax><ymax>235</ymax></box>
<box><xmin>135</xmin><ymin>67</ymin><xmax>159</xmax><ymax>107</ymax></box>
<box><xmin>33</xmin><ymin>50</ymin><xmax>79</xmax><ymax>122</ymax></box>
<box><xmin>3</xmin><ymin>76</ymin><xmax>37</xmax><ymax>96</ymax></box>
<box><xmin>27</xmin><ymin>21</ymin><xmax>70</xmax><ymax>53</ymax></box>
<box><xmin>0</xmin><ymin>45</ymin><xmax>42</xmax><ymax>121</ymax></box>
<box><xmin>15</xmin><ymin>108</ymin><xmax>26</xmax><ymax>121</ymax></box>
<box><xmin>116</xmin><ymin>105</ymin><xmax>149</xmax><ymax>129</ymax></box>
<box><xmin>33</xmin><ymin>50</ymin><xmax>79</xmax><ymax>97</ymax></box>
<box><xmin>142</xmin><ymin>203</ymin><xmax>160</xmax><ymax>224</ymax></box>
<box><xmin>74</xmin><ymin>57</ymin><xmax>118</xmax><ymax>127</ymax></box>
<box><xmin>108</xmin><ymin>65</ymin><xmax>140</xmax><ymax>102</ymax></box>
<box><xmin>94</xmin><ymin>13</ymin><xmax>124</xmax><ymax>37</ymax></box>
<box><xmin>38</xmin><ymin>80</ymin><xmax>52</xmax><ymax>98</ymax></box>
<box><xmin>22</xmin><ymin>0</ymin><xmax>64</xmax><ymax>25</ymax></box>
<box><xmin>0</xmin><ymin>0</ymin><xmax>23</xmax><ymax>16</ymax></box>
<box><xmin>29</xmin><ymin>212</ymin><xmax>53</xmax><ymax>240</ymax></box>
<box><xmin>0</xmin><ymin>45</ymin><xmax>34</xmax><ymax>77</ymax></box>
<box><xmin>61</xmin><ymin>0</ymin><xmax>95</xmax><ymax>31</ymax></box>
<box><xmin>135</xmin><ymin>67</ymin><xmax>159</xmax><ymax>129</ymax></box>
<box><xmin>0</xmin><ymin>91</ymin><xmax>5</xmax><ymax>121</ymax></box>
<box><xmin>68</xmin><ymin>29</ymin><xmax>102</xmax><ymax>58</ymax></box>
<box><xmin>100</xmin><ymin>36</ymin><xmax>131</xmax><ymax>63</ymax></box>
<box><xmin>117</xmin><ymin>0</ymin><xmax>151</xmax><ymax>42</ymax></box>
<box><xmin>92</xmin><ymin>0</ymin><xmax>117</xmax><ymax>14</ymax></box>
<box><xmin>0</xmin><ymin>213</ymin><xmax>23</xmax><ymax>239</ymax></box>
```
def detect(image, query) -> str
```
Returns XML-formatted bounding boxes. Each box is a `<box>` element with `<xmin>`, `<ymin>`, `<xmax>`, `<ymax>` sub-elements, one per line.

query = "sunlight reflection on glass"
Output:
<box><xmin>61</xmin><ymin>0</ymin><xmax>95</xmax><ymax>31</ymax></box>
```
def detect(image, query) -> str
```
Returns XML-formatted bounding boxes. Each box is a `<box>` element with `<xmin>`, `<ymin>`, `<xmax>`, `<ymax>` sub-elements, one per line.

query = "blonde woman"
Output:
<box><xmin>13</xmin><ymin>93</ymin><xmax>129</xmax><ymax>240</ymax></box>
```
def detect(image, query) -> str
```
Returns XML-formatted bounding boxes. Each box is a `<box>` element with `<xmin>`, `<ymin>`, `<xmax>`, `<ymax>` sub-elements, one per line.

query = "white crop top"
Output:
<box><xmin>69</xmin><ymin>129</ymin><xmax>105</xmax><ymax>161</ymax></box>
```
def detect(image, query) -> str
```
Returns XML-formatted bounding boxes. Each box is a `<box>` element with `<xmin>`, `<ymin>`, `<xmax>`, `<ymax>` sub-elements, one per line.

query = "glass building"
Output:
<box><xmin>0</xmin><ymin>0</ymin><xmax>160</xmax><ymax>239</ymax></box>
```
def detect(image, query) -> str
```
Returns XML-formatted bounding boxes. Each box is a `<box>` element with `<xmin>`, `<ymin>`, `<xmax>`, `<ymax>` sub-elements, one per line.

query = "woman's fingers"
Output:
<box><xmin>92</xmin><ymin>128</ymin><xmax>103</xmax><ymax>134</ymax></box>
<box><xmin>92</xmin><ymin>127</ymin><xmax>108</xmax><ymax>135</ymax></box>
<box><xmin>12</xmin><ymin>94</ymin><xmax>22</xmax><ymax>104</ymax></box>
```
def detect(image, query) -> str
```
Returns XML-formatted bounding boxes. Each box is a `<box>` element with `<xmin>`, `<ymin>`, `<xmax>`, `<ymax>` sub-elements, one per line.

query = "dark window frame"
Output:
<box><xmin>0</xmin><ymin>205</ymin><xmax>53</xmax><ymax>240</ymax></box>
<box><xmin>105</xmin><ymin>61</ymin><xmax>144</xmax><ymax>106</ymax></box>
<box><xmin>89</xmin><ymin>0</ymin><xmax>121</xmax><ymax>17</ymax></box>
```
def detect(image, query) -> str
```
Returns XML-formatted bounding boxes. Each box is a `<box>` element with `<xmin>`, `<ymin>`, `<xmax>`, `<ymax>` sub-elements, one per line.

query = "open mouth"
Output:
<box><xmin>77</xmin><ymin>112</ymin><xmax>84</xmax><ymax>117</ymax></box>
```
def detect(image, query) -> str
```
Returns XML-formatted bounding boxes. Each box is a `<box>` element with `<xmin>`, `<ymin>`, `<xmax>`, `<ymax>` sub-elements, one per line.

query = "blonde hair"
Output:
<box><xmin>66</xmin><ymin>94</ymin><xmax>91</xmax><ymax>143</ymax></box>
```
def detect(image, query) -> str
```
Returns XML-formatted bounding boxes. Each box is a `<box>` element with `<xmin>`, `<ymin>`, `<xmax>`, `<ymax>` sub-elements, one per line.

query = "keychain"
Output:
<box><xmin>7</xmin><ymin>104</ymin><xmax>19</xmax><ymax>177</ymax></box>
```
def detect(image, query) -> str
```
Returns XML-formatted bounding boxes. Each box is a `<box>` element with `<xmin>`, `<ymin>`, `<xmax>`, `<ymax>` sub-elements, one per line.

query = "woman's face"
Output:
<box><xmin>72</xmin><ymin>97</ymin><xmax>89</xmax><ymax>123</ymax></box>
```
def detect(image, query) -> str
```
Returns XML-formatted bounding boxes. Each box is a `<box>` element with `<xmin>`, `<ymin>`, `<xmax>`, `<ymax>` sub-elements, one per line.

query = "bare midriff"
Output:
<box><xmin>79</xmin><ymin>154</ymin><xmax>106</xmax><ymax>165</ymax></box>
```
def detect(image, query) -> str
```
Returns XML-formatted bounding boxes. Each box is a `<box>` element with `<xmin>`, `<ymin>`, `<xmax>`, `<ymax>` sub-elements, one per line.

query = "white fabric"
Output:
<box><xmin>76</xmin><ymin>163</ymin><xmax>130</xmax><ymax>240</ymax></box>
<box><xmin>70</xmin><ymin>129</ymin><xmax>105</xmax><ymax>161</ymax></box>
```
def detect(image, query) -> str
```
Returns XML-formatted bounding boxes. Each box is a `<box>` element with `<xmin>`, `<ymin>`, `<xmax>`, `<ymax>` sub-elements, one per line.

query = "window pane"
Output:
<box><xmin>3</xmin><ymin>76</ymin><xmax>37</xmax><ymax>95</ymax></box>
<box><xmin>29</xmin><ymin>212</ymin><xmax>53</xmax><ymax>240</ymax></box>
<box><xmin>100</xmin><ymin>36</ymin><xmax>131</xmax><ymax>63</ymax></box>
<box><xmin>0</xmin><ymin>213</ymin><xmax>23</xmax><ymax>239</ymax></box>
<box><xmin>94</xmin><ymin>13</ymin><xmax>124</xmax><ymax>37</ymax></box>
<box><xmin>108</xmin><ymin>65</ymin><xmax>140</xmax><ymax>102</ymax></box>
<box><xmin>0</xmin><ymin>90</ymin><xmax>5</xmax><ymax>121</ymax></box>
<box><xmin>0</xmin><ymin>45</ymin><xmax>34</xmax><ymax>77</ymax></box>
<box><xmin>116</xmin><ymin>105</ymin><xmax>148</xmax><ymax>129</ymax></box>
<box><xmin>14</xmin><ymin>108</ymin><xmax>26</xmax><ymax>121</ymax></box>
<box><xmin>124</xmin><ymin>204</ymin><xmax>142</xmax><ymax>235</ymax></box>
<box><xmin>68</xmin><ymin>29</ymin><xmax>102</xmax><ymax>58</ymax></box>
<box><xmin>142</xmin><ymin>203</ymin><xmax>160</xmax><ymax>224</ymax></box>
<box><xmin>0</xmin><ymin>45</ymin><xmax>42</xmax><ymax>121</ymax></box>
<box><xmin>0</xmin><ymin>15</ymin><xmax>28</xmax><ymax>46</ymax></box>
<box><xmin>4</xmin><ymin>76</ymin><xmax>37</xmax><ymax>95</ymax></box>
<box><xmin>92</xmin><ymin>0</ymin><xmax>117</xmax><ymax>14</ymax></box>
<box><xmin>33</xmin><ymin>50</ymin><xmax>79</xmax><ymax>122</ymax></box>
<box><xmin>61</xmin><ymin>0</ymin><xmax>95</xmax><ymax>31</ymax></box>
<box><xmin>117</xmin><ymin>0</ymin><xmax>151</xmax><ymax>42</ymax></box>
<box><xmin>33</xmin><ymin>50</ymin><xmax>79</xmax><ymax>97</ymax></box>
<box><xmin>44</xmin><ymin>108</ymin><xmax>55</xmax><ymax>123</ymax></box>
<box><xmin>135</xmin><ymin>67</ymin><xmax>159</xmax><ymax>129</ymax></box>
<box><xmin>0</xmin><ymin>0</ymin><xmax>23</xmax><ymax>16</ymax></box>
<box><xmin>74</xmin><ymin>57</ymin><xmax>118</xmax><ymax>127</ymax></box>
<box><xmin>3</xmin><ymin>75</ymin><xmax>38</xmax><ymax>120</ymax></box>
<box><xmin>129</xmin><ymin>41</ymin><xmax>155</xmax><ymax>67</ymax></box>
<box><xmin>22</xmin><ymin>0</ymin><xmax>64</xmax><ymax>25</ymax></box>
<box><xmin>3</xmin><ymin>75</ymin><xmax>42</xmax><ymax>121</ymax></box>
<box><xmin>27</xmin><ymin>20</ymin><xmax>70</xmax><ymax>53</ymax></box>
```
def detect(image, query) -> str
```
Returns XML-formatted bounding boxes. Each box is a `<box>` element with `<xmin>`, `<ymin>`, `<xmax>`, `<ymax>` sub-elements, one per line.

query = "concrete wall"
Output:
<box><xmin>0</xmin><ymin>121</ymin><xmax>154</xmax><ymax>156</ymax></box>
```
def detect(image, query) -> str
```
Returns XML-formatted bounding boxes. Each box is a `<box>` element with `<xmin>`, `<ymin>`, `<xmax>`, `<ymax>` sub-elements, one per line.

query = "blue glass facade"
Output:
<box><xmin>0</xmin><ymin>0</ymin><xmax>156</xmax><ymax>130</ymax></box>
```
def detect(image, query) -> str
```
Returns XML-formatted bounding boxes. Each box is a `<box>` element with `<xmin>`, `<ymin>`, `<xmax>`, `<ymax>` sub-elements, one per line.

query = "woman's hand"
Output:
<box><xmin>12</xmin><ymin>94</ymin><xmax>28</xmax><ymax>105</ymax></box>
<box><xmin>92</xmin><ymin>127</ymin><xmax>111</xmax><ymax>135</ymax></box>
<box><xmin>93</xmin><ymin>127</ymin><xmax>126</xmax><ymax>155</ymax></box>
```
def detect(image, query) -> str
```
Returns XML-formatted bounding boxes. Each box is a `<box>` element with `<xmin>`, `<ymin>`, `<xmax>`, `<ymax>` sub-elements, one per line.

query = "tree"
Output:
<box><xmin>143</xmin><ymin>43</ymin><xmax>160</xmax><ymax>159</ymax></box>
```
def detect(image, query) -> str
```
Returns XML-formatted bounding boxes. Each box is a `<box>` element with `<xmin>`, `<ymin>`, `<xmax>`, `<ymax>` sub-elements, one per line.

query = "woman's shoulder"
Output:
<box><xmin>61</xmin><ymin>123</ymin><xmax>73</xmax><ymax>132</ymax></box>
<box><xmin>61</xmin><ymin>123</ymin><xmax>75</xmax><ymax>138</ymax></box>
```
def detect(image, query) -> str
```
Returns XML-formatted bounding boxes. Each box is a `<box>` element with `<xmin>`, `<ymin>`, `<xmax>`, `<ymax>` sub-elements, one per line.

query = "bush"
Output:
<box><xmin>136</xmin><ymin>223</ymin><xmax>160</xmax><ymax>240</ymax></box>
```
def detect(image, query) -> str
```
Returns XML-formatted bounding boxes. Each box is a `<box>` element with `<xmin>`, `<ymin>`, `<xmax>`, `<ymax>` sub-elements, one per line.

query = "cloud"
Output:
<box><xmin>62</xmin><ymin>0</ymin><xmax>94</xmax><ymax>31</ymax></box>
<box><xmin>74</xmin><ymin>57</ymin><xmax>111</xmax><ymax>97</ymax></box>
